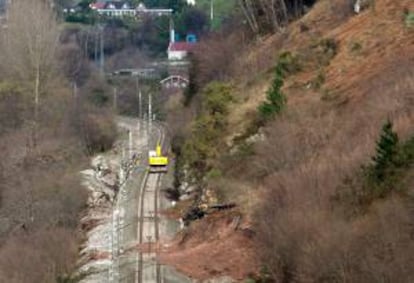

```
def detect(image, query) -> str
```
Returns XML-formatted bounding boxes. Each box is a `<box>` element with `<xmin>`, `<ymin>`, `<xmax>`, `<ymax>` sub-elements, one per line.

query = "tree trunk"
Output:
<box><xmin>238</xmin><ymin>0</ymin><xmax>259</xmax><ymax>34</ymax></box>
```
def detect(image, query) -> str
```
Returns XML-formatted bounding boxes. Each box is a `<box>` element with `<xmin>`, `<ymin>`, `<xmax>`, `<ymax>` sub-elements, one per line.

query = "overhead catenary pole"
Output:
<box><xmin>72</xmin><ymin>81</ymin><xmax>78</xmax><ymax>100</ymax></box>
<box><xmin>99</xmin><ymin>24</ymin><xmax>105</xmax><ymax>74</ymax></box>
<box><xmin>113</xmin><ymin>87</ymin><xmax>118</xmax><ymax>112</ymax></box>
<box><xmin>129</xmin><ymin>130</ymin><xmax>133</xmax><ymax>159</ymax></box>
<box><xmin>94</xmin><ymin>27</ymin><xmax>99</xmax><ymax>66</ymax></box>
<box><xmin>148</xmin><ymin>92</ymin><xmax>152</xmax><ymax>138</ymax></box>
<box><xmin>136</xmin><ymin>76</ymin><xmax>141</xmax><ymax>133</ymax></box>
<box><xmin>139</xmin><ymin>91</ymin><xmax>142</xmax><ymax>119</ymax></box>
<box><xmin>136</xmin><ymin>75</ymin><xmax>142</xmax><ymax>119</ymax></box>
<box><xmin>210</xmin><ymin>0</ymin><xmax>214</xmax><ymax>21</ymax></box>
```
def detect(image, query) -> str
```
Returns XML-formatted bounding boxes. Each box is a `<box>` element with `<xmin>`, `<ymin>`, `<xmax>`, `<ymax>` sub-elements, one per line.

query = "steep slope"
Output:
<box><xmin>162</xmin><ymin>0</ymin><xmax>414</xmax><ymax>281</ymax></box>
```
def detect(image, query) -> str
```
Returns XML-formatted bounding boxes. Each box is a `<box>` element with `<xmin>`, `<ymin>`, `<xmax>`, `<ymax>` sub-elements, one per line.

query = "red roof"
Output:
<box><xmin>168</xmin><ymin>42</ymin><xmax>196</xmax><ymax>52</ymax></box>
<box><xmin>90</xmin><ymin>2</ymin><xmax>106</xmax><ymax>9</ymax></box>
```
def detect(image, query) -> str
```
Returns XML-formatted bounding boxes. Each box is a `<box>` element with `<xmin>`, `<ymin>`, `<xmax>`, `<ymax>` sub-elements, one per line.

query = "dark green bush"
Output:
<box><xmin>337</xmin><ymin>121</ymin><xmax>414</xmax><ymax>211</ymax></box>
<box><xmin>257</xmin><ymin>52</ymin><xmax>300</xmax><ymax>122</ymax></box>
<box><xmin>368</xmin><ymin>120</ymin><xmax>399</xmax><ymax>183</ymax></box>
<box><xmin>258</xmin><ymin>63</ymin><xmax>286</xmax><ymax>121</ymax></box>
<box><xmin>312</xmin><ymin>70</ymin><xmax>326</xmax><ymax>90</ymax></box>
<box><xmin>278</xmin><ymin>51</ymin><xmax>302</xmax><ymax>75</ymax></box>
<box><xmin>312</xmin><ymin>38</ymin><xmax>338</xmax><ymax>66</ymax></box>
<box><xmin>183</xmin><ymin>82</ymin><xmax>233</xmax><ymax>179</ymax></box>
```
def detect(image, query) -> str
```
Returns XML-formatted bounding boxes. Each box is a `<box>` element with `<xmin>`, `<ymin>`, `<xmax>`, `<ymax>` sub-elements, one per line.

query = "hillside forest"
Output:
<box><xmin>0</xmin><ymin>0</ymin><xmax>413</xmax><ymax>282</ymax></box>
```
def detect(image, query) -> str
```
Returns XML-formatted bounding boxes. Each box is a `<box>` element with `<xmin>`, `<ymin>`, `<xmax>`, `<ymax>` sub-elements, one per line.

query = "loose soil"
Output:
<box><xmin>159</xmin><ymin>210</ymin><xmax>259</xmax><ymax>281</ymax></box>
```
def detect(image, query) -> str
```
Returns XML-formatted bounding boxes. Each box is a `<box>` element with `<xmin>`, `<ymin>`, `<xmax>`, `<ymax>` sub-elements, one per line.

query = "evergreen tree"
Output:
<box><xmin>370</xmin><ymin>119</ymin><xmax>399</xmax><ymax>182</ymax></box>
<box><xmin>259</xmin><ymin>65</ymin><xmax>286</xmax><ymax>120</ymax></box>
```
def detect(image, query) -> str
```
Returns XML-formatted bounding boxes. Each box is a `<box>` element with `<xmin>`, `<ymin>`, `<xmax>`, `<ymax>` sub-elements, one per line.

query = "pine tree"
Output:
<box><xmin>259</xmin><ymin>65</ymin><xmax>286</xmax><ymax>120</ymax></box>
<box><xmin>371</xmin><ymin>120</ymin><xmax>399</xmax><ymax>182</ymax></box>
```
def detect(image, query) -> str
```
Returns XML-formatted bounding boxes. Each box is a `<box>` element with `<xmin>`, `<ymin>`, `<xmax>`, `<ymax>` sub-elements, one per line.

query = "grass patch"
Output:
<box><xmin>321</xmin><ymin>88</ymin><xmax>338</xmax><ymax>101</ymax></box>
<box><xmin>404</xmin><ymin>10</ymin><xmax>414</xmax><ymax>28</ymax></box>
<box><xmin>310</xmin><ymin>38</ymin><xmax>338</xmax><ymax>66</ymax></box>
<box><xmin>349</xmin><ymin>40</ymin><xmax>363</xmax><ymax>55</ymax></box>
<box><xmin>311</xmin><ymin>69</ymin><xmax>326</xmax><ymax>90</ymax></box>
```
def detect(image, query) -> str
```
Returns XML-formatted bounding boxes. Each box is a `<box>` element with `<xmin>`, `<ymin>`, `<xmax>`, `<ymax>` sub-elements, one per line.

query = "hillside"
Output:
<box><xmin>161</xmin><ymin>0</ymin><xmax>414</xmax><ymax>281</ymax></box>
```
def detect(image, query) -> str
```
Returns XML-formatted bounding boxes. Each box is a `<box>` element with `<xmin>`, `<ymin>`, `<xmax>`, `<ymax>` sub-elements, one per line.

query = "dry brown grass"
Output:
<box><xmin>226</xmin><ymin>0</ymin><xmax>414</xmax><ymax>135</ymax></box>
<box><xmin>206</xmin><ymin>0</ymin><xmax>414</xmax><ymax>281</ymax></box>
<box><xmin>0</xmin><ymin>228</ymin><xmax>79</xmax><ymax>283</ymax></box>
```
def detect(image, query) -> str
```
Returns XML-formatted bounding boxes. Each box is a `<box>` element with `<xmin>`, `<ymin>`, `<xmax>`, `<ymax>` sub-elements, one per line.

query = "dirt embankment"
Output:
<box><xmin>159</xmin><ymin>210</ymin><xmax>259</xmax><ymax>281</ymax></box>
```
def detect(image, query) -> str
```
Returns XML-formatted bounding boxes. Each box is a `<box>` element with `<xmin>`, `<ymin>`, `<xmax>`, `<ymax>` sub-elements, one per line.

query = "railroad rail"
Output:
<box><xmin>110</xmin><ymin>119</ymin><xmax>166</xmax><ymax>283</ymax></box>
<box><xmin>136</xmin><ymin>125</ymin><xmax>165</xmax><ymax>283</ymax></box>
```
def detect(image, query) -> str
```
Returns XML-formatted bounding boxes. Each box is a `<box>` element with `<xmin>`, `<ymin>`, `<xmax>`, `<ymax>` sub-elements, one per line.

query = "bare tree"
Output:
<box><xmin>238</xmin><ymin>0</ymin><xmax>260</xmax><ymax>34</ymax></box>
<box><xmin>238</xmin><ymin>0</ymin><xmax>308</xmax><ymax>34</ymax></box>
<box><xmin>0</xmin><ymin>0</ymin><xmax>60</xmax><ymax>148</ymax></box>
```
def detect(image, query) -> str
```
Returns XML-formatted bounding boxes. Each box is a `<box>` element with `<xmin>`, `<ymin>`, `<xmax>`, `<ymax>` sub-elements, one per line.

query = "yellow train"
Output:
<box><xmin>148</xmin><ymin>143</ymin><xmax>168</xmax><ymax>173</ymax></box>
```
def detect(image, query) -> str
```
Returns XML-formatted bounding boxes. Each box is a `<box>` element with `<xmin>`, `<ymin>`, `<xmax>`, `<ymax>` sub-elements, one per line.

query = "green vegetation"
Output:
<box><xmin>311</xmin><ymin>37</ymin><xmax>338</xmax><ymax>66</ymax></box>
<box><xmin>183</xmin><ymin>67</ymin><xmax>198</xmax><ymax>106</ymax></box>
<box><xmin>311</xmin><ymin>69</ymin><xmax>326</xmax><ymax>90</ymax></box>
<box><xmin>65</xmin><ymin>11</ymin><xmax>98</xmax><ymax>25</ymax></box>
<box><xmin>338</xmin><ymin>121</ymin><xmax>414</xmax><ymax>211</ymax></box>
<box><xmin>63</xmin><ymin>0</ymin><xmax>210</xmax><ymax>56</ymax></box>
<box><xmin>349</xmin><ymin>40</ymin><xmax>363</xmax><ymax>54</ymax></box>
<box><xmin>64</xmin><ymin>0</ymin><xmax>98</xmax><ymax>24</ymax></box>
<box><xmin>89</xmin><ymin>87</ymin><xmax>110</xmax><ymax>107</ymax></box>
<box><xmin>277</xmin><ymin>51</ymin><xmax>302</xmax><ymax>75</ymax></box>
<box><xmin>405</xmin><ymin>10</ymin><xmax>414</xmax><ymax>28</ymax></box>
<box><xmin>139</xmin><ymin>0</ymin><xmax>187</xmax><ymax>11</ymax></box>
<box><xmin>368</xmin><ymin>120</ymin><xmax>399</xmax><ymax>183</ymax></box>
<box><xmin>175</xmin><ymin>6</ymin><xmax>208</xmax><ymax>36</ymax></box>
<box><xmin>183</xmin><ymin>82</ymin><xmax>233</xmax><ymax>180</ymax></box>
<box><xmin>364</xmin><ymin>120</ymin><xmax>414</xmax><ymax>198</ymax></box>
<box><xmin>195</xmin><ymin>0</ymin><xmax>237</xmax><ymax>30</ymax></box>
<box><xmin>258</xmin><ymin>53</ymin><xmax>300</xmax><ymax>121</ymax></box>
<box><xmin>258</xmin><ymin>66</ymin><xmax>285</xmax><ymax>121</ymax></box>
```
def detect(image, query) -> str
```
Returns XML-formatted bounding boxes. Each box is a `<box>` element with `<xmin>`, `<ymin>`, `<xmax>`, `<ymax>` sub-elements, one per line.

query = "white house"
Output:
<box><xmin>90</xmin><ymin>1</ymin><xmax>173</xmax><ymax>17</ymax></box>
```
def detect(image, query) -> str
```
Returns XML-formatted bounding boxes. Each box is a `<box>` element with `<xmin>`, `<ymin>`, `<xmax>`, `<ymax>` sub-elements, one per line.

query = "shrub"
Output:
<box><xmin>0</xmin><ymin>82</ymin><xmax>26</xmax><ymax>134</ymax></box>
<box><xmin>171</xmin><ymin>134</ymin><xmax>186</xmax><ymax>189</ymax></box>
<box><xmin>277</xmin><ymin>51</ymin><xmax>302</xmax><ymax>75</ymax></box>
<box><xmin>258</xmin><ymin>63</ymin><xmax>286</xmax><ymax>121</ymax></box>
<box><xmin>89</xmin><ymin>87</ymin><xmax>110</xmax><ymax>107</ymax></box>
<box><xmin>311</xmin><ymin>70</ymin><xmax>326</xmax><ymax>90</ymax></box>
<box><xmin>257</xmin><ymin>52</ymin><xmax>302</xmax><ymax>122</ymax></box>
<box><xmin>183</xmin><ymin>57</ymin><xmax>198</xmax><ymax>106</ymax></box>
<box><xmin>203</xmin><ymin>82</ymin><xmax>233</xmax><ymax>116</ymax></box>
<box><xmin>405</xmin><ymin>10</ymin><xmax>414</xmax><ymax>28</ymax></box>
<box><xmin>183</xmin><ymin>82</ymin><xmax>233</xmax><ymax>180</ymax></box>
<box><xmin>311</xmin><ymin>38</ymin><xmax>338</xmax><ymax>66</ymax></box>
<box><xmin>79</xmin><ymin>111</ymin><xmax>117</xmax><ymax>155</ymax></box>
<box><xmin>349</xmin><ymin>41</ymin><xmax>363</xmax><ymax>54</ymax></box>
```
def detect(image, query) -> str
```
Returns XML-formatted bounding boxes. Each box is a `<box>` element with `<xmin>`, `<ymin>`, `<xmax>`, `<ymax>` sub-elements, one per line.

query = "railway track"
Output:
<box><xmin>136</xmin><ymin>172</ymin><xmax>162</xmax><ymax>283</ymax></box>
<box><xmin>136</xmin><ymin>125</ymin><xmax>165</xmax><ymax>283</ymax></box>
<box><xmin>110</xmin><ymin>120</ymin><xmax>166</xmax><ymax>283</ymax></box>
